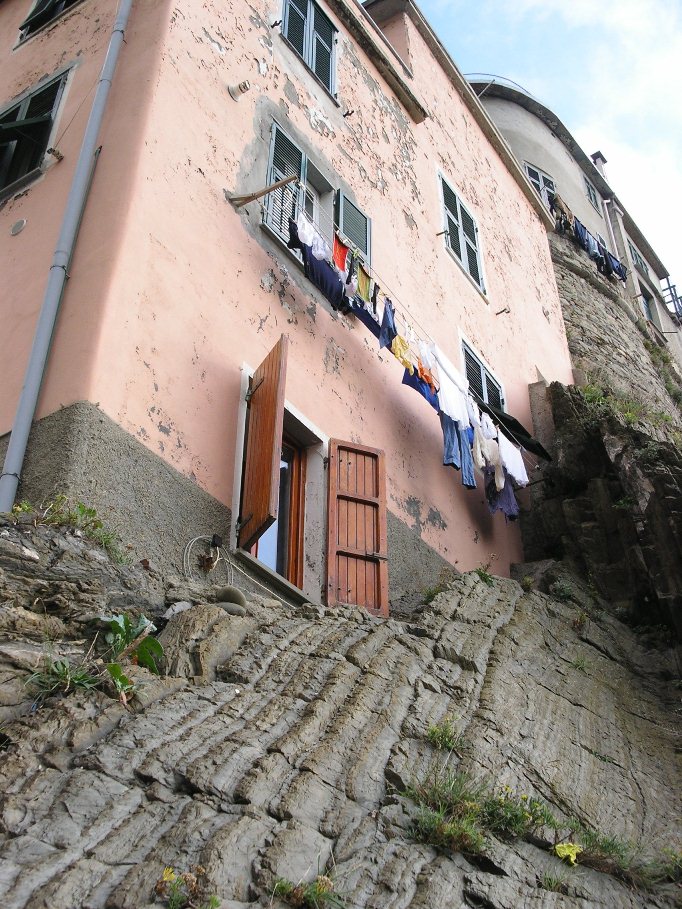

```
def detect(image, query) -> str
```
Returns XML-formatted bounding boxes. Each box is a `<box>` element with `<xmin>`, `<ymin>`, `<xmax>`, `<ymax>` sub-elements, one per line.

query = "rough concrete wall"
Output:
<box><xmin>549</xmin><ymin>232</ymin><xmax>682</xmax><ymax>429</ymax></box>
<box><xmin>0</xmin><ymin>402</ymin><xmax>452</xmax><ymax>610</ymax></box>
<box><xmin>0</xmin><ymin>533</ymin><xmax>679</xmax><ymax>908</ymax></box>
<box><xmin>523</xmin><ymin>383</ymin><xmax>682</xmax><ymax>641</ymax></box>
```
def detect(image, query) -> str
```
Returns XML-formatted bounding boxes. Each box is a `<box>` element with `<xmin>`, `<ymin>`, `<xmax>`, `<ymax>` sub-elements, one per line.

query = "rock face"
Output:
<box><xmin>0</xmin><ymin>518</ymin><xmax>679</xmax><ymax>909</ymax></box>
<box><xmin>524</xmin><ymin>383</ymin><xmax>682</xmax><ymax>643</ymax></box>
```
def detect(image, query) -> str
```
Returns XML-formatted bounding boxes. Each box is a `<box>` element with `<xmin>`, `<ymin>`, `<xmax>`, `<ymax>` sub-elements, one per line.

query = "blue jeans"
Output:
<box><xmin>440</xmin><ymin>413</ymin><xmax>476</xmax><ymax>488</ymax></box>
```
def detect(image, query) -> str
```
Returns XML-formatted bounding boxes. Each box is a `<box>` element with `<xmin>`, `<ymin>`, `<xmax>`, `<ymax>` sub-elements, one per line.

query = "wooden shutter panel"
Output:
<box><xmin>326</xmin><ymin>439</ymin><xmax>389</xmax><ymax>617</ymax></box>
<box><xmin>338</xmin><ymin>193</ymin><xmax>371</xmax><ymax>262</ymax></box>
<box><xmin>312</xmin><ymin>4</ymin><xmax>335</xmax><ymax>91</ymax></box>
<box><xmin>19</xmin><ymin>0</ymin><xmax>58</xmax><ymax>32</ymax></box>
<box><xmin>459</xmin><ymin>202</ymin><xmax>482</xmax><ymax>288</ymax></box>
<box><xmin>238</xmin><ymin>335</ymin><xmax>289</xmax><ymax>551</ymax></box>
<box><xmin>441</xmin><ymin>179</ymin><xmax>462</xmax><ymax>261</ymax></box>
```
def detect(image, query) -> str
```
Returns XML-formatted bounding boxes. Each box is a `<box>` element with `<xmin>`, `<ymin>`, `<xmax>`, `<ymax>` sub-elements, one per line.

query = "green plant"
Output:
<box><xmin>26</xmin><ymin>657</ymin><xmax>101</xmax><ymax>705</ymax></box>
<box><xmin>474</xmin><ymin>567</ymin><xmax>494</xmax><ymax>586</ymax></box>
<box><xmin>154</xmin><ymin>866</ymin><xmax>219</xmax><ymax>909</ymax></box>
<box><xmin>572</xmin><ymin>610</ymin><xmax>588</xmax><ymax>633</ymax></box>
<box><xmin>107</xmin><ymin>663</ymin><xmax>136</xmax><ymax>704</ymax></box>
<box><xmin>582</xmin><ymin>383</ymin><xmax>607</xmax><ymax>406</ymax></box>
<box><xmin>105</xmin><ymin>613</ymin><xmax>164</xmax><ymax>674</ymax></box>
<box><xmin>613</xmin><ymin>496</ymin><xmax>635</xmax><ymax>511</ymax></box>
<box><xmin>427</xmin><ymin>718</ymin><xmax>465</xmax><ymax>753</ymax></box>
<box><xmin>539</xmin><ymin>871</ymin><xmax>569</xmax><ymax>894</ymax></box>
<box><xmin>423</xmin><ymin>583</ymin><xmax>448</xmax><ymax>605</ymax></box>
<box><xmin>520</xmin><ymin>575</ymin><xmax>534</xmax><ymax>592</ymax></box>
<box><xmin>480</xmin><ymin>788</ymin><xmax>558</xmax><ymax>840</ymax></box>
<box><xmin>273</xmin><ymin>875</ymin><xmax>346</xmax><ymax>908</ymax></box>
<box><xmin>550</xmin><ymin>580</ymin><xmax>574</xmax><ymax>602</ymax></box>
<box><xmin>570</xmin><ymin>657</ymin><xmax>587</xmax><ymax>672</ymax></box>
<box><xmin>412</xmin><ymin>806</ymin><xmax>486</xmax><ymax>854</ymax></box>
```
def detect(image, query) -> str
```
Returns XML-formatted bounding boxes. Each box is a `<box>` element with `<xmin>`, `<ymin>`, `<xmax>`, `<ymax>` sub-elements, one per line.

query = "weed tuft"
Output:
<box><xmin>539</xmin><ymin>871</ymin><xmax>569</xmax><ymax>894</ymax></box>
<box><xmin>273</xmin><ymin>874</ymin><xmax>346</xmax><ymax>908</ymax></box>
<box><xmin>26</xmin><ymin>657</ymin><xmax>100</xmax><ymax>707</ymax></box>
<box><xmin>426</xmin><ymin>718</ymin><xmax>466</xmax><ymax>753</ymax></box>
<box><xmin>154</xmin><ymin>865</ymin><xmax>219</xmax><ymax>909</ymax></box>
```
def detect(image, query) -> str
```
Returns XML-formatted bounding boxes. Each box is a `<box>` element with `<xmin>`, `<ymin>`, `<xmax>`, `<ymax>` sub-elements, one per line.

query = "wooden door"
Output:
<box><xmin>238</xmin><ymin>335</ymin><xmax>288</xmax><ymax>551</ymax></box>
<box><xmin>326</xmin><ymin>439</ymin><xmax>389</xmax><ymax>617</ymax></box>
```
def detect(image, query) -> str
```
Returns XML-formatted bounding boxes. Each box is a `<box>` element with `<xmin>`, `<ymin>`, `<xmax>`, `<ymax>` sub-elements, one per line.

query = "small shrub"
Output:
<box><xmin>550</xmin><ymin>580</ymin><xmax>574</xmax><ymax>602</ymax></box>
<box><xmin>154</xmin><ymin>865</ymin><xmax>219</xmax><ymax>909</ymax></box>
<box><xmin>572</xmin><ymin>610</ymin><xmax>588</xmax><ymax>633</ymax></box>
<box><xmin>582</xmin><ymin>383</ymin><xmax>607</xmax><ymax>406</ymax></box>
<box><xmin>423</xmin><ymin>583</ymin><xmax>448</xmax><ymax>605</ymax></box>
<box><xmin>105</xmin><ymin>613</ymin><xmax>164</xmax><ymax>674</ymax></box>
<box><xmin>107</xmin><ymin>663</ymin><xmax>136</xmax><ymax>704</ymax></box>
<box><xmin>555</xmin><ymin>842</ymin><xmax>583</xmax><ymax>866</ymax></box>
<box><xmin>273</xmin><ymin>874</ymin><xmax>346</xmax><ymax>908</ymax></box>
<box><xmin>427</xmin><ymin>718</ymin><xmax>465</xmax><ymax>753</ymax></box>
<box><xmin>520</xmin><ymin>575</ymin><xmax>534</xmax><ymax>592</ymax></box>
<box><xmin>412</xmin><ymin>806</ymin><xmax>486</xmax><ymax>854</ymax></box>
<box><xmin>613</xmin><ymin>496</ymin><xmax>634</xmax><ymax>512</ymax></box>
<box><xmin>481</xmin><ymin>788</ymin><xmax>558</xmax><ymax>840</ymax></box>
<box><xmin>570</xmin><ymin>657</ymin><xmax>587</xmax><ymax>672</ymax></box>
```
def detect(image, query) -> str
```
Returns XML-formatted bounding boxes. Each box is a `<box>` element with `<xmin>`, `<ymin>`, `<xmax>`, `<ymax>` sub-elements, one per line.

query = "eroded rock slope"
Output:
<box><xmin>0</xmin><ymin>518</ymin><xmax>680</xmax><ymax>909</ymax></box>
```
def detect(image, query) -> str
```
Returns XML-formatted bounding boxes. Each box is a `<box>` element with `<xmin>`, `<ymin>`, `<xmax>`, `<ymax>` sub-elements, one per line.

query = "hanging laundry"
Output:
<box><xmin>440</xmin><ymin>413</ymin><xmax>476</xmax><ymax>487</ymax></box>
<box><xmin>333</xmin><ymin>233</ymin><xmax>350</xmax><ymax>273</ymax></box>
<box><xmin>296</xmin><ymin>212</ymin><xmax>316</xmax><ymax>247</ymax></box>
<box><xmin>480</xmin><ymin>412</ymin><xmax>496</xmax><ymax>440</ymax></box>
<box><xmin>573</xmin><ymin>218</ymin><xmax>588</xmax><ymax>252</ymax></box>
<box><xmin>607</xmin><ymin>251</ymin><xmax>627</xmax><ymax>282</ymax></box>
<box><xmin>418</xmin><ymin>339</ymin><xmax>436</xmax><ymax>372</ymax></box>
<box><xmin>311</xmin><ymin>232</ymin><xmax>332</xmax><ymax>262</ymax></box>
<box><xmin>551</xmin><ymin>193</ymin><xmax>574</xmax><ymax>228</ymax></box>
<box><xmin>430</xmin><ymin>343</ymin><xmax>470</xmax><ymax>428</ymax></box>
<box><xmin>371</xmin><ymin>282</ymin><xmax>380</xmax><ymax>314</ymax></box>
<box><xmin>402</xmin><ymin>368</ymin><xmax>439</xmax><ymax>411</ymax></box>
<box><xmin>458</xmin><ymin>425</ymin><xmax>476</xmax><ymax>488</ymax></box>
<box><xmin>417</xmin><ymin>358</ymin><xmax>437</xmax><ymax>393</ymax></box>
<box><xmin>466</xmin><ymin>393</ymin><xmax>481</xmax><ymax>427</ymax></box>
<box><xmin>484</xmin><ymin>467</ymin><xmax>520</xmax><ymax>521</ymax></box>
<box><xmin>390</xmin><ymin>335</ymin><xmax>414</xmax><ymax>373</ymax></box>
<box><xmin>476</xmin><ymin>399</ymin><xmax>552</xmax><ymax>461</ymax></box>
<box><xmin>288</xmin><ymin>219</ymin><xmax>345</xmax><ymax>310</ymax></box>
<box><xmin>473</xmin><ymin>426</ymin><xmax>505</xmax><ymax>491</ymax></box>
<box><xmin>357</xmin><ymin>265</ymin><xmax>371</xmax><ymax>302</ymax></box>
<box><xmin>497</xmin><ymin>431</ymin><xmax>529</xmax><ymax>486</ymax></box>
<box><xmin>350</xmin><ymin>299</ymin><xmax>381</xmax><ymax>338</ymax></box>
<box><xmin>379</xmin><ymin>298</ymin><xmax>398</xmax><ymax>349</ymax></box>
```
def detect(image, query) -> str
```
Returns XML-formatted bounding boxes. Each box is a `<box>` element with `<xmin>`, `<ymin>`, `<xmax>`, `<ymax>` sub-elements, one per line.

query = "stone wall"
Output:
<box><xmin>549</xmin><ymin>231</ymin><xmax>682</xmax><ymax>430</ymax></box>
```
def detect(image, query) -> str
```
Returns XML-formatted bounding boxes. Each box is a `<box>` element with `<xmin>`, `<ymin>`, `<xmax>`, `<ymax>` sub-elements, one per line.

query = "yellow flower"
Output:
<box><xmin>555</xmin><ymin>843</ymin><xmax>583</xmax><ymax>866</ymax></box>
<box><xmin>162</xmin><ymin>867</ymin><xmax>177</xmax><ymax>882</ymax></box>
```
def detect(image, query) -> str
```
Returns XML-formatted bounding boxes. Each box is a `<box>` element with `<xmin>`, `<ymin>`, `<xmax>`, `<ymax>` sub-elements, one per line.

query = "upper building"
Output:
<box><xmin>0</xmin><ymin>0</ymin><xmax>574</xmax><ymax>611</ymax></box>
<box><xmin>467</xmin><ymin>76</ymin><xmax>682</xmax><ymax>375</ymax></box>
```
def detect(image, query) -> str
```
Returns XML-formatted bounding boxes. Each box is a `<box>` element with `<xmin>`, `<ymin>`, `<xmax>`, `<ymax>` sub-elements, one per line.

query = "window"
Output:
<box><xmin>440</xmin><ymin>176</ymin><xmax>484</xmax><ymax>292</ymax></box>
<box><xmin>19</xmin><ymin>0</ymin><xmax>82</xmax><ymax>40</ymax></box>
<box><xmin>282</xmin><ymin>0</ymin><xmax>337</xmax><ymax>94</ymax></box>
<box><xmin>596</xmin><ymin>233</ymin><xmax>608</xmax><ymax>251</ymax></box>
<box><xmin>0</xmin><ymin>73</ymin><xmax>66</xmax><ymax>195</ymax></box>
<box><xmin>628</xmin><ymin>240</ymin><xmax>650</xmax><ymax>278</ymax></box>
<box><xmin>584</xmin><ymin>176</ymin><xmax>600</xmax><ymax>211</ymax></box>
<box><xmin>238</xmin><ymin>335</ymin><xmax>388</xmax><ymax>615</ymax></box>
<box><xmin>640</xmin><ymin>287</ymin><xmax>653</xmax><ymax>323</ymax></box>
<box><xmin>524</xmin><ymin>162</ymin><xmax>555</xmax><ymax>210</ymax></box>
<box><xmin>263</xmin><ymin>123</ymin><xmax>371</xmax><ymax>264</ymax></box>
<box><xmin>463</xmin><ymin>342</ymin><xmax>504</xmax><ymax>411</ymax></box>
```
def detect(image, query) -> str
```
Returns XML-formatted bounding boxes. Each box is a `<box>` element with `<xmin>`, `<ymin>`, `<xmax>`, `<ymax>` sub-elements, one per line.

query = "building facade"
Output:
<box><xmin>0</xmin><ymin>0</ymin><xmax>574</xmax><ymax>610</ymax></box>
<box><xmin>469</xmin><ymin>77</ymin><xmax>682</xmax><ymax>371</ymax></box>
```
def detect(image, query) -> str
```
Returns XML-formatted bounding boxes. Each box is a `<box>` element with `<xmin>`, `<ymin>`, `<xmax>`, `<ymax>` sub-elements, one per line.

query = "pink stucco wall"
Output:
<box><xmin>0</xmin><ymin>0</ymin><xmax>573</xmax><ymax>579</ymax></box>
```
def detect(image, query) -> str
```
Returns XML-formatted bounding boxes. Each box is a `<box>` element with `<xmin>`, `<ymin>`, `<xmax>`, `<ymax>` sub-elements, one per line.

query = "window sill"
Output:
<box><xmin>279</xmin><ymin>34</ymin><xmax>341</xmax><ymax>108</ymax></box>
<box><xmin>0</xmin><ymin>167</ymin><xmax>43</xmax><ymax>204</ymax></box>
<box><xmin>13</xmin><ymin>0</ymin><xmax>88</xmax><ymax>49</ymax></box>
<box><xmin>445</xmin><ymin>245</ymin><xmax>488</xmax><ymax>303</ymax></box>
<box><xmin>232</xmin><ymin>548</ymin><xmax>318</xmax><ymax>607</ymax></box>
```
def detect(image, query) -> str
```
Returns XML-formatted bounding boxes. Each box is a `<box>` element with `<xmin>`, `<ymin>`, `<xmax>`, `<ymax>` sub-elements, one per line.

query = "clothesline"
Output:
<box><xmin>268</xmin><ymin>180</ymin><xmax>547</xmax><ymax>482</ymax></box>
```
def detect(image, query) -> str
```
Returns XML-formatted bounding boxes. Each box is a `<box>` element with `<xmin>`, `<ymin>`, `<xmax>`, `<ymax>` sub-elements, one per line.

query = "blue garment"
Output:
<box><xmin>440</xmin><ymin>412</ymin><xmax>461</xmax><ymax>470</ymax></box>
<box><xmin>573</xmin><ymin>218</ymin><xmax>588</xmax><ymax>251</ymax></box>
<box><xmin>484</xmin><ymin>467</ymin><xmax>519</xmax><ymax>521</ymax></box>
<box><xmin>378</xmin><ymin>298</ymin><xmax>397</xmax><ymax>349</ymax></box>
<box><xmin>351</xmin><ymin>300</ymin><xmax>381</xmax><ymax>339</ymax></box>
<box><xmin>402</xmin><ymin>368</ymin><xmax>440</xmax><ymax>411</ymax></box>
<box><xmin>608</xmin><ymin>252</ymin><xmax>627</xmax><ymax>281</ymax></box>
<box><xmin>458</xmin><ymin>426</ymin><xmax>476</xmax><ymax>489</ymax></box>
<box><xmin>288</xmin><ymin>217</ymin><xmax>345</xmax><ymax>310</ymax></box>
<box><xmin>585</xmin><ymin>231</ymin><xmax>600</xmax><ymax>260</ymax></box>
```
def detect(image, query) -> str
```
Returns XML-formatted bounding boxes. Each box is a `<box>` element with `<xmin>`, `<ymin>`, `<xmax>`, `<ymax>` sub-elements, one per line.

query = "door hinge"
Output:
<box><xmin>245</xmin><ymin>376</ymin><xmax>264</xmax><ymax>402</ymax></box>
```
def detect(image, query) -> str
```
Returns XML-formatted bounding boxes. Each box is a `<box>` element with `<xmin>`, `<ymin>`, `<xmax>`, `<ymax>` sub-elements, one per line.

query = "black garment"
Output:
<box><xmin>484</xmin><ymin>467</ymin><xmax>519</xmax><ymax>521</ymax></box>
<box><xmin>371</xmin><ymin>282</ymin><xmax>380</xmax><ymax>314</ymax></box>
<box><xmin>476</xmin><ymin>399</ymin><xmax>552</xmax><ymax>461</ymax></box>
<box><xmin>351</xmin><ymin>300</ymin><xmax>381</xmax><ymax>338</ymax></box>
<box><xmin>288</xmin><ymin>218</ymin><xmax>345</xmax><ymax>310</ymax></box>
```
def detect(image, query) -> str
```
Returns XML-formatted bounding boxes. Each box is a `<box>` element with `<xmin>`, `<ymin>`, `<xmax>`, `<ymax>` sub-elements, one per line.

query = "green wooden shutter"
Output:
<box><xmin>459</xmin><ymin>202</ymin><xmax>482</xmax><ymax>288</ymax></box>
<box><xmin>338</xmin><ymin>192</ymin><xmax>371</xmax><ymax>262</ymax></box>
<box><xmin>441</xmin><ymin>178</ymin><xmax>462</xmax><ymax>261</ymax></box>
<box><xmin>265</xmin><ymin>124</ymin><xmax>305</xmax><ymax>241</ymax></box>
<box><xmin>283</xmin><ymin>0</ymin><xmax>307</xmax><ymax>58</ymax></box>
<box><xmin>464</xmin><ymin>346</ymin><xmax>484</xmax><ymax>401</ymax></box>
<box><xmin>312</xmin><ymin>4</ymin><xmax>335</xmax><ymax>92</ymax></box>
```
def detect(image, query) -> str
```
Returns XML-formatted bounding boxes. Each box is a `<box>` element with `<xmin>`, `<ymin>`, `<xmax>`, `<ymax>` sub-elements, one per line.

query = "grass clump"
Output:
<box><xmin>550</xmin><ymin>580</ymin><xmax>575</xmax><ymax>602</ymax></box>
<box><xmin>26</xmin><ymin>657</ymin><xmax>100</xmax><ymax>706</ymax></box>
<box><xmin>273</xmin><ymin>875</ymin><xmax>345</xmax><ymax>908</ymax></box>
<box><xmin>570</xmin><ymin>656</ymin><xmax>587</xmax><ymax>672</ymax></box>
<box><xmin>520</xmin><ymin>575</ymin><xmax>534</xmax><ymax>592</ymax></box>
<box><xmin>539</xmin><ymin>871</ymin><xmax>569</xmax><ymax>894</ymax></box>
<box><xmin>427</xmin><ymin>718</ymin><xmax>466</xmax><ymax>753</ymax></box>
<box><xmin>474</xmin><ymin>567</ymin><xmax>494</xmax><ymax>586</ymax></box>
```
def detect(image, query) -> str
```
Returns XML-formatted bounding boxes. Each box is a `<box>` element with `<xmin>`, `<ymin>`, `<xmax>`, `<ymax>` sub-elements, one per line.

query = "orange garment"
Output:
<box><xmin>417</xmin><ymin>358</ymin><xmax>436</xmax><ymax>392</ymax></box>
<box><xmin>333</xmin><ymin>233</ymin><xmax>349</xmax><ymax>273</ymax></box>
<box><xmin>391</xmin><ymin>335</ymin><xmax>414</xmax><ymax>374</ymax></box>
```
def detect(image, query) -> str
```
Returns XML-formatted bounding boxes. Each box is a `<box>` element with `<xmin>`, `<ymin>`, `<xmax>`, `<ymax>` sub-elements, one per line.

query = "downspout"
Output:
<box><xmin>0</xmin><ymin>0</ymin><xmax>134</xmax><ymax>513</ymax></box>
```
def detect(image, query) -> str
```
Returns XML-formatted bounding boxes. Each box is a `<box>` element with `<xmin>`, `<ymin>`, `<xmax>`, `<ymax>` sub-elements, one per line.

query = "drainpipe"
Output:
<box><xmin>0</xmin><ymin>0</ymin><xmax>134</xmax><ymax>513</ymax></box>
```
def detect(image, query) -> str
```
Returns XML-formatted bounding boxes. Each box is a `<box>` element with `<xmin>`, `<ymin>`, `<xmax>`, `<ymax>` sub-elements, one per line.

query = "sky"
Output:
<box><xmin>418</xmin><ymin>0</ymin><xmax>682</xmax><ymax>291</ymax></box>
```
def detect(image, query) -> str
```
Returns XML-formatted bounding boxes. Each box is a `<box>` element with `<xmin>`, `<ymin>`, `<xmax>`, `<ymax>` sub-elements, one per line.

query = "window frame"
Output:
<box><xmin>462</xmin><ymin>341</ymin><xmax>505</xmax><ymax>411</ymax></box>
<box><xmin>0</xmin><ymin>70</ymin><xmax>68</xmax><ymax>199</ymax></box>
<box><xmin>524</xmin><ymin>162</ymin><xmax>555</xmax><ymax>210</ymax></box>
<box><xmin>627</xmin><ymin>239</ymin><xmax>650</xmax><ymax>279</ymax></box>
<box><xmin>584</xmin><ymin>175</ymin><xmax>601</xmax><ymax>212</ymax></box>
<box><xmin>439</xmin><ymin>174</ymin><xmax>485</xmax><ymax>294</ymax></box>
<box><xmin>17</xmin><ymin>0</ymin><xmax>85</xmax><ymax>43</ymax></box>
<box><xmin>281</xmin><ymin>0</ymin><xmax>338</xmax><ymax>97</ymax></box>
<box><xmin>263</xmin><ymin>122</ymin><xmax>371</xmax><ymax>267</ymax></box>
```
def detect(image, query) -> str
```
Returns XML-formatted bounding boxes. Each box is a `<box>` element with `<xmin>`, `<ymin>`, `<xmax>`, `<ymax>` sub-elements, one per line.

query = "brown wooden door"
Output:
<box><xmin>326</xmin><ymin>439</ymin><xmax>389</xmax><ymax>617</ymax></box>
<box><xmin>238</xmin><ymin>335</ymin><xmax>288</xmax><ymax>551</ymax></box>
